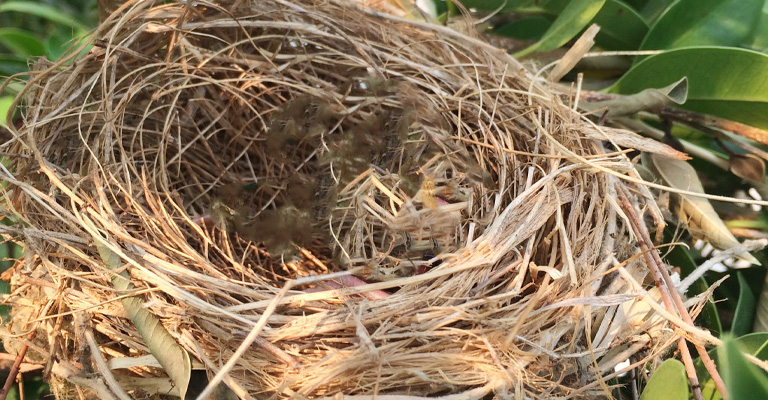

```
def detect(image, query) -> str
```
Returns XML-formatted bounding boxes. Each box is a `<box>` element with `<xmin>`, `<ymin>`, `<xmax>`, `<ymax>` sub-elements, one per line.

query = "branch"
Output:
<box><xmin>657</xmin><ymin>107</ymin><xmax>768</xmax><ymax>147</ymax></box>
<box><xmin>617</xmin><ymin>187</ymin><xmax>725</xmax><ymax>400</ymax></box>
<box><xmin>0</xmin><ymin>332</ymin><xmax>35</xmax><ymax>400</ymax></box>
<box><xmin>579</xmin><ymin>90</ymin><xmax>768</xmax><ymax>147</ymax></box>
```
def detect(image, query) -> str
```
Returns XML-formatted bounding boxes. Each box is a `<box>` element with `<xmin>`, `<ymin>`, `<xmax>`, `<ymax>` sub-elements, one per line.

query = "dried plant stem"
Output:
<box><xmin>0</xmin><ymin>353</ymin><xmax>42</xmax><ymax>374</ymax></box>
<box><xmin>195</xmin><ymin>282</ymin><xmax>292</xmax><ymax>400</ymax></box>
<box><xmin>658</xmin><ymin>107</ymin><xmax>768</xmax><ymax>146</ymax></box>
<box><xmin>580</xmin><ymin>89</ymin><xmax>768</xmax><ymax>147</ymax></box>
<box><xmin>85</xmin><ymin>329</ymin><xmax>133</xmax><ymax>400</ymax></box>
<box><xmin>617</xmin><ymin>186</ymin><xmax>724</xmax><ymax>400</ymax></box>
<box><xmin>0</xmin><ymin>332</ymin><xmax>34</xmax><ymax>400</ymax></box>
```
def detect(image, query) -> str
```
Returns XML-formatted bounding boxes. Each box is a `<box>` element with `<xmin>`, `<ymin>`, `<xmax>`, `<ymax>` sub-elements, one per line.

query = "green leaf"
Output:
<box><xmin>44</xmin><ymin>26</ymin><xmax>91</xmax><ymax>61</ymax></box>
<box><xmin>753</xmin><ymin>268</ymin><xmax>768</xmax><ymax>332</ymax></box>
<box><xmin>95</xmin><ymin>239</ymin><xmax>191</xmax><ymax>399</ymax></box>
<box><xmin>11</xmin><ymin>242</ymin><xmax>22</xmax><ymax>260</ymax></box>
<box><xmin>733</xmin><ymin>272</ymin><xmax>758</xmax><ymax>336</ymax></box>
<box><xmin>0</xmin><ymin>96</ymin><xmax>13</xmax><ymax>128</ymax></box>
<box><xmin>0</xmin><ymin>240</ymin><xmax>11</xmax><ymax>272</ymax></box>
<box><xmin>0</xmin><ymin>2</ymin><xmax>89</xmax><ymax>33</ymax></box>
<box><xmin>639</xmin><ymin>0</ymin><xmax>675</xmax><ymax>22</ymax></box>
<box><xmin>638</xmin><ymin>0</ymin><xmax>763</xmax><ymax>58</ymax></box>
<box><xmin>1</xmin><ymin>375</ymin><xmax>48</xmax><ymax>400</ymax></box>
<box><xmin>640</xmin><ymin>358</ymin><xmax>688</xmax><ymax>400</ymax></box>
<box><xmin>513</xmin><ymin>0</ymin><xmax>606</xmax><ymax>58</ymax></box>
<box><xmin>735</xmin><ymin>333</ymin><xmax>768</xmax><ymax>360</ymax></box>
<box><xmin>718</xmin><ymin>336</ymin><xmax>768</xmax><ymax>399</ymax></box>
<box><xmin>611</xmin><ymin>47</ymin><xmax>768</xmax><ymax>130</ymax></box>
<box><xmin>458</xmin><ymin>0</ymin><xmax>535</xmax><ymax>12</ymax></box>
<box><xmin>540</xmin><ymin>0</ymin><xmax>571</xmax><ymax>13</ymax></box>
<box><xmin>0</xmin><ymin>28</ymin><xmax>45</xmax><ymax>58</ymax></box>
<box><xmin>0</xmin><ymin>54</ymin><xmax>29</xmax><ymax>77</ymax></box>
<box><xmin>621</xmin><ymin>0</ymin><xmax>650</xmax><ymax>10</ymax></box>
<box><xmin>592</xmin><ymin>0</ymin><xmax>649</xmax><ymax>50</ymax></box>
<box><xmin>0</xmin><ymin>241</ymin><xmax>10</xmax><ymax>325</ymax></box>
<box><xmin>743</xmin><ymin>2</ymin><xmax>768</xmax><ymax>52</ymax></box>
<box><xmin>494</xmin><ymin>16</ymin><xmax>552</xmax><ymax>41</ymax></box>
<box><xmin>696</xmin><ymin>333</ymin><xmax>768</xmax><ymax>400</ymax></box>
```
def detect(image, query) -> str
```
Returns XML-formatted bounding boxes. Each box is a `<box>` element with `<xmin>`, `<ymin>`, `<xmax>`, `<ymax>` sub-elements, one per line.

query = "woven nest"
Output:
<box><xmin>0</xmin><ymin>0</ymin><xmax>699</xmax><ymax>398</ymax></box>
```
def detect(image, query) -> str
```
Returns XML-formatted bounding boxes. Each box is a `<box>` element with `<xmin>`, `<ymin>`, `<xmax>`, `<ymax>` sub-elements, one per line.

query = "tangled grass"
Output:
<box><xmin>0</xmin><ymin>0</ymin><xmax>699</xmax><ymax>398</ymax></box>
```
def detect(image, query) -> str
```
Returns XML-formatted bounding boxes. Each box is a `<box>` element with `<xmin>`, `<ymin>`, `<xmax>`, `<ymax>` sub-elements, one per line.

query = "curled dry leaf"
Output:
<box><xmin>94</xmin><ymin>239</ymin><xmax>192</xmax><ymax>399</ymax></box>
<box><xmin>648</xmin><ymin>153</ymin><xmax>760</xmax><ymax>266</ymax></box>
<box><xmin>729</xmin><ymin>154</ymin><xmax>766</xmax><ymax>182</ymax></box>
<box><xmin>582</xmin><ymin>77</ymin><xmax>688</xmax><ymax>118</ymax></box>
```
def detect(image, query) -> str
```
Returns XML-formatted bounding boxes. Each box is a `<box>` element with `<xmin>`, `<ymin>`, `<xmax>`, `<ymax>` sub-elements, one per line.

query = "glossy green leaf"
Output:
<box><xmin>640</xmin><ymin>359</ymin><xmax>688</xmax><ymax>400</ymax></box>
<box><xmin>736</xmin><ymin>333</ymin><xmax>768</xmax><ymax>360</ymax></box>
<box><xmin>95</xmin><ymin>239</ymin><xmax>191</xmax><ymax>399</ymax></box>
<box><xmin>0</xmin><ymin>2</ymin><xmax>89</xmax><ymax>33</ymax></box>
<box><xmin>638</xmin><ymin>0</ymin><xmax>763</xmax><ymax>56</ymax></box>
<box><xmin>0</xmin><ymin>28</ymin><xmax>45</xmax><ymax>58</ymax></box>
<box><xmin>539</xmin><ymin>0</ymin><xmax>573</xmax><ymax>13</ymax></box>
<box><xmin>514</xmin><ymin>0</ymin><xmax>606</xmax><ymax>57</ymax></box>
<box><xmin>639</xmin><ymin>0</ymin><xmax>675</xmax><ymax>22</ymax></box>
<box><xmin>493</xmin><ymin>16</ymin><xmax>551</xmax><ymax>41</ymax></box>
<box><xmin>744</xmin><ymin>2</ymin><xmax>768</xmax><ymax>52</ymax></box>
<box><xmin>733</xmin><ymin>272</ymin><xmax>758</xmax><ymax>336</ymax></box>
<box><xmin>718</xmin><ymin>336</ymin><xmax>768</xmax><ymax>400</ymax></box>
<box><xmin>611</xmin><ymin>47</ymin><xmax>768</xmax><ymax>130</ymax></box>
<box><xmin>696</xmin><ymin>333</ymin><xmax>768</xmax><ymax>400</ymax></box>
<box><xmin>458</xmin><ymin>0</ymin><xmax>534</xmax><ymax>12</ymax></box>
<box><xmin>622</xmin><ymin>0</ymin><xmax>650</xmax><ymax>10</ymax></box>
<box><xmin>592</xmin><ymin>0</ymin><xmax>649</xmax><ymax>50</ymax></box>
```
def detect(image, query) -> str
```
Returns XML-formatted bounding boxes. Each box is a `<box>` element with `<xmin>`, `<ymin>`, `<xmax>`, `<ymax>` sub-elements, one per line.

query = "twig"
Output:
<box><xmin>194</xmin><ymin>282</ymin><xmax>292</xmax><ymax>400</ymax></box>
<box><xmin>0</xmin><ymin>352</ymin><xmax>43</xmax><ymax>374</ymax></box>
<box><xmin>0</xmin><ymin>332</ymin><xmax>35</xmax><ymax>400</ymax></box>
<box><xmin>579</xmin><ymin>90</ymin><xmax>768</xmax><ymax>147</ymax></box>
<box><xmin>84</xmin><ymin>329</ymin><xmax>132</xmax><ymax>400</ymax></box>
<box><xmin>617</xmin><ymin>186</ymin><xmax>726</xmax><ymax>400</ymax></box>
<box><xmin>658</xmin><ymin>107</ymin><xmax>768</xmax><ymax>146</ymax></box>
<box><xmin>678</xmin><ymin>239</ymin><xmax>768</xmax><ymax>294</ymax></box>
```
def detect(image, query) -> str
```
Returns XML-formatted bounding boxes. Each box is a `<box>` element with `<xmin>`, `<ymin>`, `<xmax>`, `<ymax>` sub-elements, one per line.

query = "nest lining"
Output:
<box><xmin>0</xmin><ymin>0</ymin><xmax>690</xmax><ymax>398</ymax></box>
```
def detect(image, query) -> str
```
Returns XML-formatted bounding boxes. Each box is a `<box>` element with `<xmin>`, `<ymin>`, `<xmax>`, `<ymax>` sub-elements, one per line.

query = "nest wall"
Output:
<box><xmin>0</xmin><ymin>0</ymin><xmax>681</xmax><ymax>398</ymax></box>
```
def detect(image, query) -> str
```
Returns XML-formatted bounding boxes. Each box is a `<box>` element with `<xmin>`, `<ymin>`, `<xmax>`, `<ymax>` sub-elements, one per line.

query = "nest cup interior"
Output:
<box><xmin>0</xmin><ymin>0</ymin><xmax>675</xmax><ymax>398</ymax></box>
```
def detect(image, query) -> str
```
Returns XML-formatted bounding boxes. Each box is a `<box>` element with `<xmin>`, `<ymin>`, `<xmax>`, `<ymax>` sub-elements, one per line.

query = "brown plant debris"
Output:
<box><xmin>0</xmin><ymin>0</ymin><xmax>706</xmax><ymax>398</ymax></box>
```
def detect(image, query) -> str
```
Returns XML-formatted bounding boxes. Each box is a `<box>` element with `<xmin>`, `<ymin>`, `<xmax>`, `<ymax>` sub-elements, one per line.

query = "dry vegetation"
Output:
<box><xmin>0</xmin><ymin>0</ymin><xmax>701</xmax><ymax>398</ymax></box>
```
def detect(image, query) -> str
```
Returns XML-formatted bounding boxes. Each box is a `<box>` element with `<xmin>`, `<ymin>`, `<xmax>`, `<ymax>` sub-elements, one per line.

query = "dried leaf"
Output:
<box><xmin>548</xmin><ymin>24</ymin><xmax>600</xmax><ymax>82</ymax></box>
<box><xmin>729</xmin><ymin>154</ymin><xmax>766</xmax><ymax>181</ymax></box>
<box><xmin>581</xmin><ymin>125</ymin><xmax>690</xmax><ymax>160</ymax></box>
<box><xmin>95</xmin><ymin>240</ymin><xmax>192</xmax><ymax>399</ymax></box>
<box><xmin>583</xmin><ymin>77</ymin><xmax>688</xmax><ymax>118</ymax></box>
<box><xmin>649</xmin><ymin>153</ymin><xmax>760</xmax><ymax>265</ymax></box>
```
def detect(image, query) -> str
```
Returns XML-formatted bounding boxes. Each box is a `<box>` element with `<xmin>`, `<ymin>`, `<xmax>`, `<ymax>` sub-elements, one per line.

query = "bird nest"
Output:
<box><xmin>0</xmin><ymin>0</ymin><xmax>700</xmax><ymax>398</ymax></box>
